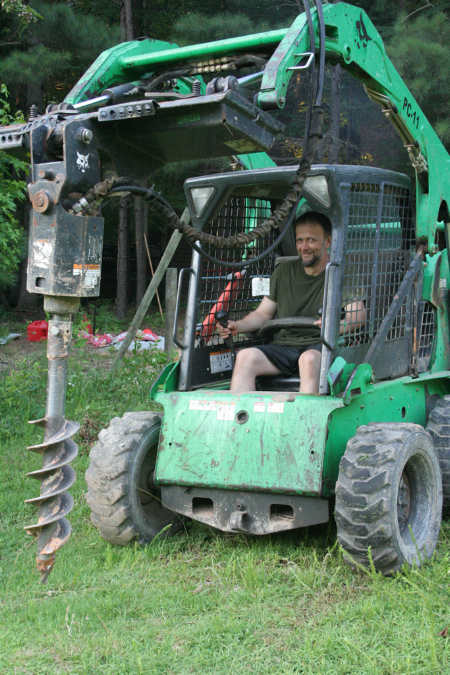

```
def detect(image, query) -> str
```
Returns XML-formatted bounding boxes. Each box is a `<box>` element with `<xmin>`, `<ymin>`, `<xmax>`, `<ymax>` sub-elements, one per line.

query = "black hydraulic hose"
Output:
<box><xmin>184</xmin><ymin>200</ymin><xmax>301</xmax><ymax>270</ymax></box>
<box><xmin>301</xmin><ymin>0</ymin><xmax>316</xmax><ymax>145</ymax></box>
<box><xmin>106</xmin><ymin>184</ymin><xmax>300</xmax><ymax>270</ymax></box>
<box><xmin>312</xmin><ymin>0</ymin><xmax>326</xmax><ymax>106</ymax></box>
<box><xmin>145</xmin><ymin>68</ymin><xmax>193</xmax><ymax>92</ymax></box>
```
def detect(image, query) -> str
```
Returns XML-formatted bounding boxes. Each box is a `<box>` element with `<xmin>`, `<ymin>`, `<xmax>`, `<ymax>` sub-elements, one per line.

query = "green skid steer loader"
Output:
<box><xmin>2</xmin><ymin>1</ymin><xmax>448</xmax><ymax>580</ymax></box>
<box><xmin>86</xmin><ymin>163</ymin><xmax>449</xmax><ymax>575</ymax></box>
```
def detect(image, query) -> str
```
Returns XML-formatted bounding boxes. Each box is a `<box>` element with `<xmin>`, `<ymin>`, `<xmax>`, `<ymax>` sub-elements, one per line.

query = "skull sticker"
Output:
<box><xmin>76</xmin><ymin>151</ymin><xmax>90</xmax><ymax>172</ymax></box>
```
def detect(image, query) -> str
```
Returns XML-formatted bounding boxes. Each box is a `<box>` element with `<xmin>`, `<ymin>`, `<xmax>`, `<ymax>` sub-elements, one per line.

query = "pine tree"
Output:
<box><xmin>387</xmin><ymin>8</ymin><xmax>450</xmax><ymax>147</ymax></box>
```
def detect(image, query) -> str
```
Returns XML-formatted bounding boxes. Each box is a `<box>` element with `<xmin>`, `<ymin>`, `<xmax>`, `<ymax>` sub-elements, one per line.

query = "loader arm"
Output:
<box><xmin>255</xmin><ymin>1</ymin><xmax>449</xmax><ymax>248</ymax></box>
<box><xmin>55</xmin><ymin>3</ymin><xmax>450</xmax><ymax>248</ymax></box>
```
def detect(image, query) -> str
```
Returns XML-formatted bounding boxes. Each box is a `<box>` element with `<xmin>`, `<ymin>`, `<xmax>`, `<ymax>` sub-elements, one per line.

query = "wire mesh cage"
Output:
<box><xmin>181</xmin><ymin>195</ymin><xmax>282</xmax><ymax>389</ymax></box>
<box><xmin>180</xmin><ymin>166</ymin><xmax>417</xmax><ymax>390</ymax></box>
<box><xmin>196</xmin><ymin>196</ymin><xmax>279</xmax><ymax>348</ymax></box>
<box><xmin>340</xmin><ymin>182</ymin><xmax>415</xmax><ymax>346</ymax></box>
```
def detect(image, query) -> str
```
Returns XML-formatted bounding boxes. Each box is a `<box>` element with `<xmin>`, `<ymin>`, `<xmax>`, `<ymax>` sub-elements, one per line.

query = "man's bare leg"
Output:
<box><xmin>230</xmin><ymin>348</ymin><xmax>282</xmax><ymax>391</ymax></box>
<box><xmin>298</xmin><ymin>349</ymin><xmax>321</xmax><ymax>394</ymax></box>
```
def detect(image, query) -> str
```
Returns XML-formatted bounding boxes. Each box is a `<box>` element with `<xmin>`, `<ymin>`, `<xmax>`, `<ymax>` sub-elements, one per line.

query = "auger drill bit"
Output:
<box><xmin>25</xmin><ymin>298</ymin><xmax>79</xmax><ymax>583</ymax></box>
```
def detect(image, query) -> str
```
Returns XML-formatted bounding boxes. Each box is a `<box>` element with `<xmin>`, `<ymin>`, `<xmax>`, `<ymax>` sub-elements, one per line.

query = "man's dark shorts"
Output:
<box><xmin>255</xmin><ymin>343</ymin><xmax>322</xmax><ymax>377</ymax></box>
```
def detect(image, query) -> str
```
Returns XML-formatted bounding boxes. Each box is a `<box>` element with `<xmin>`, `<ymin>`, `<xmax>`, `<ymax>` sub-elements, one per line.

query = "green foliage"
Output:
<box><xmin>0</xmin><ymin>336</ymin><xmax>170</xmax><ymax>445</ymax></box>
<box><xmin>171</xmin><ymin>12</ymin><xmax>267</xmax><ymax>45</ymax></box>
<box><xmin>0</xmin><ymin>84</ymin><xmax>27</xmax><ymax>289</ymax></box>
<box><xmin>0</xmin><ymin>1</ymin><xmax>120</xmax><ymax>109</ymax></box>
<box><xmin>387</xmin><ymin>9</ymin><xmax>450</xmax><ymax>147</ymax></box>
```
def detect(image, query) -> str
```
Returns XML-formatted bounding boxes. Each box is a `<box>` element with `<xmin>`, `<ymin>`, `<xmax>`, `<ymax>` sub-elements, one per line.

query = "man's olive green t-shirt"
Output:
<box><xmin>268</xmin><ymin>258</ymin><xmax>363</xmax><ymax>345</ymax></box>
<box><xmin>269</xmin><ymin>259</ymin><xmax>324</xmax><ymax>346</ymax></box>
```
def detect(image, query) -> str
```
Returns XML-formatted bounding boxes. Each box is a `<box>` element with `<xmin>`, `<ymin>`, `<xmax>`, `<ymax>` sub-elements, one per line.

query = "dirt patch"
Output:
<box><xmin>78</xmin><ymin>412</ymin><xmax>105</xmax><ymax>452</ymax></box>
<box><xmin>0</xmin><ymin>335</ymin><xmax>45</xmax><ymax>374</ymax></box>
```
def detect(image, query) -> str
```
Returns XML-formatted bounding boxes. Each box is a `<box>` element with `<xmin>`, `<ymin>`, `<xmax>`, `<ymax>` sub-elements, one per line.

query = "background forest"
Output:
<box><xmin>1</xmin><ymin>0</ymin><xmax>449</xmax><ymax>317</ymax></box>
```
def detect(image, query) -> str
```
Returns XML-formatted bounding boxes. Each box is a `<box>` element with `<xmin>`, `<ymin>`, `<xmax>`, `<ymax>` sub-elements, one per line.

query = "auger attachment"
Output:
<box><xmin>25</xmin><ymin>297</ymin><xmax>80</xmax><ymax>583</ymax></box>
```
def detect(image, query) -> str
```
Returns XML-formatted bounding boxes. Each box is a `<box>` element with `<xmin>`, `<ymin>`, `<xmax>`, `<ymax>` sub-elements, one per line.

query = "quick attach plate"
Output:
<box><xmin>92</xmin><ymin>90</ymin><xmax>284</xmax><ymax>178</ymax></box>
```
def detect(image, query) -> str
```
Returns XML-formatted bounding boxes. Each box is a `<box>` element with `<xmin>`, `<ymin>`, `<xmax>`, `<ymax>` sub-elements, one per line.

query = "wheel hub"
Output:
<box><xmin>146</xmin><ymin>469</ymin><xmax>157</xmax><ymax>492</ymax></box>
<box><xmin>397</xmin><ymin>470</ymin><xmax>411</xmax><ymax>532</ymax></box>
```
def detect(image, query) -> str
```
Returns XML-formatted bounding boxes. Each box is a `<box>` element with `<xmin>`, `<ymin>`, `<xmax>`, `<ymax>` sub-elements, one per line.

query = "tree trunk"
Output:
<box><xmin>142</xmin><ymin>0</ymin><xmax>149</xmax><ymax>37</ymax></box>
<box><xmin>116</xmin><ymin>0</ymin><xmax>132</xmax><ymax>325</ymax></box>
<box><xmin>121</xmin><ymin>0</ymin><xmax>134</xmax><ymax>41</ymax></box>
<box><xmin>134</xmin><ymin>196</ymin><xmax>148</xmax><ymax>307</ymax></box>
<box><xmin>116</xmin><ymin>198</ymin><xmax>129</xmax><ymax>319</ymax></box>
<box><xmin>0</xmin><ymin>286</ymin><xmax>10</xmax><ymax>310</ymax></box>
<box><xmin>27</xmin><ymin>23</ymin><xmax>44</xmax><ymax>114</ymax></box>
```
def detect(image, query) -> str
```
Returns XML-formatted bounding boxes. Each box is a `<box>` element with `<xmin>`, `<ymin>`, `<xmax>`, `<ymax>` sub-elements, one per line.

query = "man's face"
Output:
<box><xmin>295</xmin><ymin>222</ymin><xmax>331</xmax><ymax>269</ymax></box>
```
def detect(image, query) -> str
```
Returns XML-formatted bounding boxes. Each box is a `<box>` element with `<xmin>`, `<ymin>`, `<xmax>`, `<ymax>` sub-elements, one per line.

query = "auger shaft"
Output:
<box><xmin>26</xmin><ymin>297</ymin><xmax>80</xmax><ymax>583</ymax></box>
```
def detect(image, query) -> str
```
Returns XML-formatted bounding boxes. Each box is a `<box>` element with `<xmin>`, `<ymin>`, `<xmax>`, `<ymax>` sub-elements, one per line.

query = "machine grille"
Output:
<box><xmin>342</xmin><ymin>182</ymin><xmax>415</xmax><ymax>346</ymax></box>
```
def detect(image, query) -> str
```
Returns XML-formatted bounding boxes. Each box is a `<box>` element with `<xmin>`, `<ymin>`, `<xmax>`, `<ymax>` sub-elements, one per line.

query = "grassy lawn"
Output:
<box><xmin>1</xmin><ymin>311</ymin><xmax>449</xmax><ymax>675</ymax></box>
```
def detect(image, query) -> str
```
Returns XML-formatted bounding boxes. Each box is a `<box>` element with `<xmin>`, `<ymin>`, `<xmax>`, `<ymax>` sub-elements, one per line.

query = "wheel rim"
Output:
<box><xmin>397</xmin><ymin>450</ymin><xmax>436</xmax><ymax>551</ymax></box>
<box><xmin>138</xmin><ymin>453</ymin><xmax>165</xmax><ymax>516</ymax></box>
<box><xmin>397</xmin><ymin>471</ymin><xmax>411</xmax><ymax>532</ymax></box>
<box><xmin>133</xmin><ymin>426</ymin><xmax>180</xmax><ymax>531</ymax></box>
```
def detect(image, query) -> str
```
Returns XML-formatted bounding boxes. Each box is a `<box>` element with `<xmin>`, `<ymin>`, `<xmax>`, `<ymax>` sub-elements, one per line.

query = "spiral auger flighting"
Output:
<box><xmin>24</xmin><ymin>299</ymin><xmax>80</xmax><ymax>583</ymax></box>
<box><xmin>25</xmin><ymin>418</ymin><xmax>79</xmax><ymax>582</ymax></box>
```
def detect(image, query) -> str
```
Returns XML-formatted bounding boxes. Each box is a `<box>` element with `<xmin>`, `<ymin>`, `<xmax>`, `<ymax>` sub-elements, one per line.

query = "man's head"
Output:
<box><xmin>294</xmin><ymin>211</ymin><xmax>332</xmax><ymax>273</ymax></box>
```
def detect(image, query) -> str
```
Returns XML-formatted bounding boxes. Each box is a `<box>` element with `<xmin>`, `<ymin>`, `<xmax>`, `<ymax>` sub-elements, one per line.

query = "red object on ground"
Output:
<box><xmin>201</xmin><ymin>273</ymin><xmax>245</xmax><ymax>338</ymax></box>
<box><xmin>87</xmin><ymin>333</ymin><xmax>112</xmax><ymax>348</ymax></box>
<box><xmin>27</xmin><ymin>320</ymin><xmax>48</xmax><ymax>342</ymax></box>
<box><xmin>82</xmin><ymin>314</ymin><xmax>93</xmax><ymax>335</ymax></box>
<box><xmin>142</xmin><ymin>328</ymin><xmax>159</xmax><ymax>341</ymax></box>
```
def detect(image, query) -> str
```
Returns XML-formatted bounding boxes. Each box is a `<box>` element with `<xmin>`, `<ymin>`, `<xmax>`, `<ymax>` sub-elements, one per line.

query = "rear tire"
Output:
<box><xmin>426</xmin><ymin>395</ymin><xmax>450</xmax><ymax>517</ymax></box>
<box><xmin>85</xmin><ymin>412</ymin><xmax>184</xmax><ymax>545</ymax></box>
<box><xmin>335</xmin><ymin>423</ymin><xmax>442</xmax><ymax>575</ymax></box>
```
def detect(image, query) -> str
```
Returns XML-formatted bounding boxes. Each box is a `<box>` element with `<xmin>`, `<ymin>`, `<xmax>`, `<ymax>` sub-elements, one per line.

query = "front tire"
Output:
<box><xmin>335</xmin><ymin>423</ymin><xmax>442</xmax><ymax>575</ymax></box>
<box><xmin>85</xmin><ymin>411</ymin><xmax>184</xmax><ymax>545</ymax></box>
<box><xmin>426</xmin><ymin>395</ymin><xmax>450</xmax><ymax>517</ymax></box>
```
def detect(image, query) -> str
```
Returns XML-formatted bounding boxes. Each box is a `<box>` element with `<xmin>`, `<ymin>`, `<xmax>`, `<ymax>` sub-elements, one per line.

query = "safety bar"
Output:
<box><xmin>173</xmin><ymin>268</ymin><xmax>196</xmax><ymax>349</ymax></box>
<box><xmin>321</xmin><ymin>260</ymin><xmax>341</xmax><ymax>351</ymax></box>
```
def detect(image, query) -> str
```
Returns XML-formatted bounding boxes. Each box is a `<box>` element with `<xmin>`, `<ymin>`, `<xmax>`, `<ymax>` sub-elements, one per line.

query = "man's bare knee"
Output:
<box><xmin>298</xmin><ymin>349</ymin><xmax>321</xmax><ymax>371</ymax></box>
<box><xmin>235</xmin><ymin>348</ymin><xmax>259</xmax><ymax>369</ymax></box>
<box><xmin>231</xmin><ymin>347</ymin><xmax>281</xmax><ymax>391</ymax></box>
<box><xmin>298</xmin><ymin>349</ymin><xmax>321</xmax><ymax>394</ymax></box>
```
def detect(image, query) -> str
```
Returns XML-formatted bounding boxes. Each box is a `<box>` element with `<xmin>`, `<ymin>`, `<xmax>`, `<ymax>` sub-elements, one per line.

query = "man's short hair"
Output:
<box><xmin>295</xmin><ymin>211</ymin><xmax>332</xmax><ymax>238</ymax></box>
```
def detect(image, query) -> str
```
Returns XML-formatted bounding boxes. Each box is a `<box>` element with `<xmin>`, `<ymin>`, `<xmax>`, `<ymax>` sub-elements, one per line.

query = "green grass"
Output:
<box><xmin>1</xmin><ymin>316</ymin><xmax>450</xmax><ymax>674</ymax></box>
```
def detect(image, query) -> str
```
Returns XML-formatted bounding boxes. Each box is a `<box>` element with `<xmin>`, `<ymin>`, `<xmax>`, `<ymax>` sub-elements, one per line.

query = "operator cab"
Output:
<box><xmin>177</xmin><ymin>166</ymin><xmax>430</xmax><ymax>394</ymax></box>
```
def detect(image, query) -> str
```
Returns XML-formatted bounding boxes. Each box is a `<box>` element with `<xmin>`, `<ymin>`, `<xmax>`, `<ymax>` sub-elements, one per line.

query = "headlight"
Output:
<box><xmin>303</xmin><ymin>175</ymin><xmax>331</xmax><ymax>208</ymax></box>
<box><xmin>190</xmin><ymin>186</ymin><xmax>215</xmax><ymax>217</ymax></box>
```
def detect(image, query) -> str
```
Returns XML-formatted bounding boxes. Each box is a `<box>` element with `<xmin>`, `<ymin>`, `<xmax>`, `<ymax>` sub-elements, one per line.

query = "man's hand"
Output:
<box><xmin>216</xmin><ymin>296</ymin><xmax>278</xmax><ymax>340</ymax></box>
<box><xmin>216</xmin><ymin>319</ymin><xmax>240</xmax><ymax>339</ymax></box>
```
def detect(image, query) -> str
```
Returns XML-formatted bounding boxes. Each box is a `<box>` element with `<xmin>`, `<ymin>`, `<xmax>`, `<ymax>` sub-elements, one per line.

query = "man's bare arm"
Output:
<box><xmin>217</xmin><ymin>296</ymin><xmax>277</xmax><ymax>338</ymax></box>
<box><xmin>340</xmin><ymin>300</ymin><xmax>366</xmax><ymax>335</ymax></box>
<box><xmin>314</xmin><ymin>301</ymin><xmax>366</xmax><ymax>334</ymax></box>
